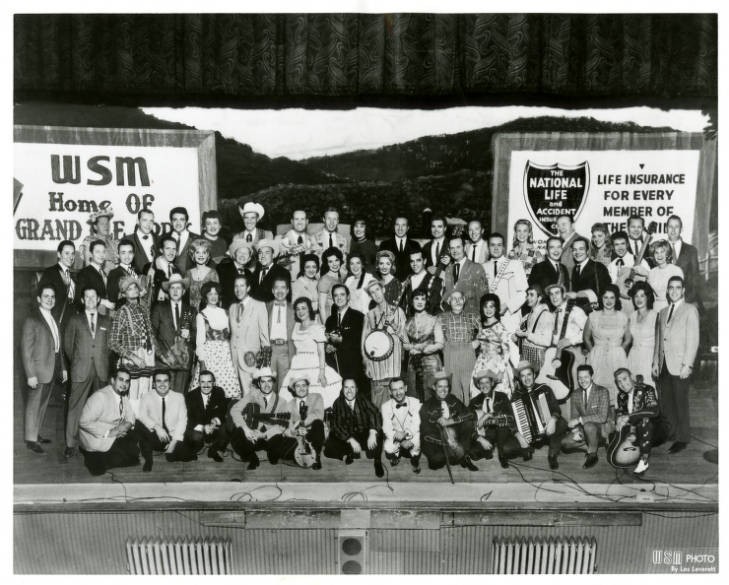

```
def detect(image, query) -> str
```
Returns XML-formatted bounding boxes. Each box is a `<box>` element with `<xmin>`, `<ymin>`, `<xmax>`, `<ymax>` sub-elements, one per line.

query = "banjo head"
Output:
<box><xmin>364</xmin><ymin>330</ymin><xmax>394</xmax><ymax>361</ymax></box>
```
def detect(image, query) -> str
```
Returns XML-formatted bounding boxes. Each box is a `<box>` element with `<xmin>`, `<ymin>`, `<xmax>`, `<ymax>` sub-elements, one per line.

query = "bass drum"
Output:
<box><xmin>363</xmin><ymin>330</ymin><xmax>394</xmax><ymax>362</ymax></box>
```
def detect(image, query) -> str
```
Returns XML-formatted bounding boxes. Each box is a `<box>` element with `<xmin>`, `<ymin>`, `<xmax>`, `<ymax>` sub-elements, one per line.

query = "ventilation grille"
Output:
<box><xmin>126</xmin><ymin>538</ymin><xmax>232</xmax><ymax>575</ymax></box>
<box><xmin>493</xmin><ymin>537</ymin><xmax>597</xmax><ymax>574</ymax></box>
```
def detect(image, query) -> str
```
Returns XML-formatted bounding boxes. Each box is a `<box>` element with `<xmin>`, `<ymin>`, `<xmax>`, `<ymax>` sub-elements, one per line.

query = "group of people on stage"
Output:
<box><xmin>21</xmin><ymin>198</ymin><xmax>701</xmax><ymax>477</ymax></box>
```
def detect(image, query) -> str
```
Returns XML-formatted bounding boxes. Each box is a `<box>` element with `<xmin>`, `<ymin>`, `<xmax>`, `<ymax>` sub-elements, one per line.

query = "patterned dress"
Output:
<box><xmin>405</xmin><ymin>312</ymin><xmax>444</xmax><ymax>402</ymax></box>
<box><xmin>587</xmin><ymin>310</ymin><xmax>629</xmax><ymax>405</ymax></box>
<box><xmin>590</xmin><ymin>244</ymin><xmax>612</xmax><ymax>268</ymax></box>
<box><xmin>508</xmin><ymin>243</ymin><xmax>543</xmax><ymax>277</ymax></box>
<box><xmin>438</xmin><ymin>311</ymin><xmax>480</xmax><ymax>405</ymax></box>
<box><xmin>470</xmin><ymin>320</ymin><xmax>515</xmax><ymax>399</ymax></box>
<box><xmin>628</xmin><ymin>309</ymin><xmax>658</xmax><ymax>387</ymax></box>
<box><xmin>188</xmin><ymin>266</ymin><xmax>220</xmax><ymax>310</ymax></box>
<box><xmin>379</xmin><ymin>276</ymin><xmax>402</xmax><ymax>306</ymax></box>
<box><xmin>190</xmin><ymin>307</ymin><xmax>241</xmax><ymax>399</ymax></box>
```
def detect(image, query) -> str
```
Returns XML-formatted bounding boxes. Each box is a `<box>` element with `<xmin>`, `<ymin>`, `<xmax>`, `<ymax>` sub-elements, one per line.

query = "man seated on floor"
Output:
<box><xmin>561</xmin><ymin>364</ymin><xmax>610</xmax><ymax>469</ymax></box>
<box><xmin>228</xmin><ymin>367</ymin><xmax>289</xmax><ymax>470</ymax></box>
<box><xmin>185</xmin><ymin>369</ymin><xmax>229</xmax><ymax>463</ymax></box>
<box><xmin>614</xmin><ymin>368</ymin><xmax>661</xmax><ymax>474</ymax></box>
<box><xmin>324</xmin><ymin>378</ymin><xmax>385</xmax><ymax>478</ymax></box>
<box><xmin>381</xmin><ymin>377</ymin><xmax>422</xmax><ymax>474</ymax></box>
<box><xmin>78</xmin><ymin>368</ymin><xmax>140</xmax><ymax>476</ymax></box>
<box><xmin>136</xmin><ymin>369</ymin><xmax>197</xmax><ymax>471</ymax></box>
<box><xmin>420</xmin><ymin>371</ymin><xmax>479</xmax><ymax>472</ymax></box>
<box><xmin>267</xmin><ymin>375</ymin><xmax>326</xmax><ymax>470</ymax></box>
<box><xmin>469</xmin><ymin>369</ymin><xmax>531</xmax><ymax>469</ymax></box>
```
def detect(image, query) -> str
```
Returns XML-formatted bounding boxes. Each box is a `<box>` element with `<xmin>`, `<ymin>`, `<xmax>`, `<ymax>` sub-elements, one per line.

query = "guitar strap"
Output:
<box><xmin>530</xmin><ymin>306</ymin><xmax>546</xmax><ymax>333</ymax></box>
<box><xmin>552</xmin><ymin>301</ymin><xmax>573</xmax><ymax>343</ymax></box>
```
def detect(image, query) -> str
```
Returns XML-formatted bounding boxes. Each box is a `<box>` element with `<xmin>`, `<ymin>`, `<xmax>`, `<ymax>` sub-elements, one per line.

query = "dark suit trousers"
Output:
<box><xmin>229</xmin><ymin>428</ymin><xmax>276</xmax><ymax>462</ymax></box>
<box><xmin>658</xmin><ymin>363</ymin><xmax>691</xmax><ymax>443</ymax></box>
<box><xmin>422</xmin><ymin>421</ymin><xmax>472</xmax><ymax>469</ymax></box>
<box><xmin>135</xmin><ymin>422</ymin><xmax>197</xmax><ymax>463</ymax></box>
<box><xmin>81</xmin><ymin>432</ymin><xmax>140</xmax><ymax>476</ymax></box>
<box><xmin>324</xmin><ymin>429</ymin><xmax>383</xmax><ymax>461</ymax></box>
<box><xmin>65</xmin><ymin>363</ymin><xmax>105</xmax><ymax>448</ymax></box>
<box><xmin>470</xmin><ymin>426</ymin><xmax>522</xmax><ymax>462</ymax></box>
<box><xmin>25</xmin><ymin>352</ymin><xmax>62</xmax><ymax>442</ymax></box>
<box><xmin>185</xmin><ymin>426</ymin><xmax>229</xmax><ymax>454</ymax></box>
<box><xmin>268</xmin><ymin>420</ymin><xmax>325</xmax><ymax>461</ymax></box>
<box><xmin>561</xmin><ymin>421</ymin><xmax>602</xmax><ymax>454</ymax></box>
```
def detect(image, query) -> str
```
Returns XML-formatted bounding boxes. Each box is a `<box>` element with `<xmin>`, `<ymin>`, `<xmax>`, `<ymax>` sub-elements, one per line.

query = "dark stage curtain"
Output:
<box><xmin>14</xmin><ymin>14</ymin><xmax>716</xmax><ymax>104</ymax></box>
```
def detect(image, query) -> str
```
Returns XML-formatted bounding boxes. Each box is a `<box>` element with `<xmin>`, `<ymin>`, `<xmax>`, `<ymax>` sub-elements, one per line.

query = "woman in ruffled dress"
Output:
<box><xmin>186</xmin><ymin>239</ymin><xmax>220</xmax><ymax>310</ymax></box>
<box><xmin>507</xmin><ymin>218</ymin><xmax>543</xmax><ymax>278</ymax></box>
<box><xmin>344</xmin><ymin>251</ymin><xmax>376</xmax><ymax>315</ymax></box>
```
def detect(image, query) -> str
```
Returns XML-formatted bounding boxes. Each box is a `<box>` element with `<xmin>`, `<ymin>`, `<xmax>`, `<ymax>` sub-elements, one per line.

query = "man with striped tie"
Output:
<box><xmin>38</xmin><ymin>239</ymin><xmax>78</xmax><ymax>329</ymax></box>
<box><xmin>279</xmin><ymin>209</ymin><xmax>316</xmax><ymax>279</ymax></box>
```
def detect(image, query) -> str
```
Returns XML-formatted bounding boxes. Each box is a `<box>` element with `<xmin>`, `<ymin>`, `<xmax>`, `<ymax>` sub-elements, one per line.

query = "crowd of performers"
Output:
<box><xmin>21</xmin><ymin>200</ymin><xmax>701</xmax><ymax>477</ymax></box>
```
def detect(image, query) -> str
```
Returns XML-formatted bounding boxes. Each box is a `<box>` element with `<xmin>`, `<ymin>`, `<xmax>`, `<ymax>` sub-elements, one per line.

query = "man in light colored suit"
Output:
<box><xmin>652</xmin><ymin>276</ymin><xmax>700</xmax><ymax>454</ymax></box>
<box><xmin>229</xmin><ymin>273</ymin><xmax>270</xmax><ymax>395</ymax></box>
<box><xmin>440</xmin><ymin>235</ymin><xmax>488</xmax><ymax>319</ymax></box>
<box><xmin>78</xmin><ymin>368</ymin><xmax>139</xmax><ymax>476</ymax></box>
<box><xmin>464</xmin><ymin>219</ymin><xmax>489</xmax><ymax>264</ymax></box>
<box><xmin>560</xmin><ymin>364</ymin><xmax>610</xmax><ymax>469</ymax></box>
<box><xmin>63</xmin><ymin>286</ymin><xmax>111</xmax><ymax>459</ymax></box>
<box><xmin>482</xmin><ymin>232</ymin><xmax>528</xmax><ymax>333</ymax></box>
<box><xmin>278</xmin><ymin>209</ymin><xmax>316</xmax><ymax>279</ymax></box>
<box><xmin>267</xmin><ymin>277</ymin><xmax>296</xmax><ymax>385</ymax></box>
<box><xmin>313</xmin><ymin>207</ymin><xmax>350</xmax><ymax>257</ymax></box>
<box><xmin>21</xmin><ymin>284</ymin><xmax>68</xmax><ymax>454</ymax></box>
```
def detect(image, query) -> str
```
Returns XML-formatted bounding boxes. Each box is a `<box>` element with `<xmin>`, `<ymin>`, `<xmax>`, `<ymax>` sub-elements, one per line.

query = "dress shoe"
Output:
<box><xmin>483</xmin><ymin>449</ymin><xmax>494</xmax><ymax>460</ymax></box>
<box><xmin>247</xmin><ymin>455</ymin><xmax>260</xmax><ymax>471</ymax></box>
<box><xmin>522</xmin><ymin>448</ymin><xmax>532</xmax><ymax>462</ymax></box>
<box><xmin>548</xmin><ymin>455</ymin><xmax>559</xmax><ymax>470</ymax></box>
<box><xmin>668</xmin><ymin>441</ymin><xmax>687</xmax><ymax>454</ymax></box>
<box><xmin>312</xmin><ymin>460</ymin><xmax>322</xmax><ymax>470</ymax></box>
<box><xmin>633</xmin><ymin>458</ymin><xmax>650</xmax><ymax>474</ymax></box>
<box><xmin>37</xmin><ymin>436</ymin><xmax>52</xmax><ymax>444</ymax></box>
<box><xmin>208</xmin><ymin>448</ymin><xmax>223</xmax><ymax>463</ymax></box>
<box><xmin>165</xmin><ymin>454</ymin><xmax>176</xmax><ymax>463</ymax></box>
<box><xmin>499</xmin><ymin>458</ymin><xmax>509</xmax><ymax>469</ymax></box>
<box><xmin>583</xmin><ymin>453</ymin><xmax>599</xmax><ymax>469</ymax></box>
<box><xmin>142</xmin><ymin>460</ymin><xmax>153</xmax><ymax>472</ymax></box>
<box><xmin>26</xmin><ymin>441</ymin><xmax>45</xmax><ymax>454</ymax></box>
<box><xmin>374</xmin><ymin>459</ymin><xmax>384</xmax><ymax>478</ymax></box>
<box><xmin>461</xmin><ymin>456</ymin><xmax>479</xmax><ymax>472</ymax></box>
<box><xmin>344</xmin><ymin>454</ymin><xmax>354</xmax><ymax>465</ymax></box>
<box><xmin>388</xmin><ymin>454</ymin><xmax>400</xmax><ymax>467</ymax></box>
<box><xmin>411</xmin><ymin>455</ymin><xmax>421</xmax><ymax>474</ymax></box>
<box><xmin>63</xmin><ymin>446</ymin><xmax>77</xmax><ymax>459</ymax></box>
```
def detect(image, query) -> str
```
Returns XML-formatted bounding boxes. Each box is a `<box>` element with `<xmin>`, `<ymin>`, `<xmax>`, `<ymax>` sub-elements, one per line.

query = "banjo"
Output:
<box><xmin>363</xmin><ymin>303</ymin><xmax>404</xmax><ymax>361</ymax></box>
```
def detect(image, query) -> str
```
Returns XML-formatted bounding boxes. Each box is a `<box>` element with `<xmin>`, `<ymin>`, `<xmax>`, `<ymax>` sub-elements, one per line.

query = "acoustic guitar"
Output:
<box><xmin>606</xmin><ymin>424</ymin><xmax>641</xmax><ymax>469</ymax></box>
<box><xmin>293</xmin><ymin>403</ymin><xmax>317</xmax><ymax>468</ymax></box>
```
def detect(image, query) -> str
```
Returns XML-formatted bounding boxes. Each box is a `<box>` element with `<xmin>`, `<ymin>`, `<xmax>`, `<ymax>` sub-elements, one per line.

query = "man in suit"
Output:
<box><xmin>560</xmin><ymin>364</ymin><xmax>610</xmax><ymax>469</ymax></box>
<box><xmin>147</xmin><ymin>235</ymin><xmax>183</xmax><ymax>306</ymax></box>
<box><xmin>229</xmin><ymin>274</ymin><xmax>270</xmax><ymax>395</ymax></box>
<box><xmin>75</xmin><ymin>239</ymin><xmax>114</xmax><ymax>314</ymax></box>
<box><xmin>313</xmin><ymin>207</ymin><xmax>350</xmax><ymax>258</ymax></box>
<box><xmin>529</xmin><ymin>236</ymin><xmax>570</xmax><ymax>293</ymax></box>
<box><xmin>627</xmin><ymin>214</ymin><xmax>655</xmax><ymax>268</ymax></box>
<box><xmin>421</xmin><ymin>215</ymin><xmax>449</xmax><ymax>271</ymax></box>
<box><xmin>185</xmin><ymin>370</ymin><xmax>228</xmax><ymax>462</ymax></box>
<box><xmin>555</xmin><ymin>214</ymin><xmax>584</xmax><ymax>274</ymax></box>
<box><xmin>107</xmin><ymin>239</ymin><xmax>140</xmax><ymax>305</ymax></box>
<box><xmin>399</xmin><ymin>249</ymin><xmax>444</xmax><ymax>317</ymax></box>
<box><xmin>666</xmin><ymin>215</ymin><xmax>703</xmax><ymax>308</ymax></box>
<box><xmin>218</xmin><ymin>240</ymin><xmax>255</xmax><ymax>309</ymax></box>
<box><xmin>464</xmin><ymin>219</ymin><xmax>489</xmax><ymax>264</ymax></box>
<box><xmin>233</xmin><ymin>201</ymin><xmax>274</xmax><ymax>246</ymax></box>
<box><xmin>607</xmin><ymin>230</ymin><xmax>650</xmax><ymax>283</ymax></box>
<box><xmin>168</xmin><ymin>206</ymin><xmax>200</xmax><ymax>275</ymax></box>
<box><xmin>483</xmin><ymin>232</ymin><xmax>528</xmax><ymax>333</ymax></box>
<box><xmin>381</xmin><ymin>377</ymin><xmax>421</xmax><ymax>474</ymax></box>
<box><xmin>568</xmin><ymin>237</ymin><xmax>611</xmax><ymax>312</ymax></box>
<box><xmin>441</xmin><ymin>235</ymin><xmax>488</xmax><ymax>318</ymax></box>
<box><xmin>651</xmin><ymin>276</ymin><xmax>700</xmax><ymax>454</ymax></box>
<box><xmin>63</xmin><ymin>286</ymin><xmax>111</xmax><ymax>459</ymax></box>
<box><xmin>78</xmin><ymin>368</ymin><xmax>140</xmax><ymax>476</ymax></box>
<box><xmin>266</xmin><ymin>277</ymin><xmax>296</xmax><ymax>385</ymax></box>
<box><xmin>125</xmin><ymin>208</ymin><xmax>159</xmax><ymax>275</ymax></box>
<box><xmin>250</xmin><ymin>239</ymin><xmax>291</xmax><ymax>303</ymax></box>
<box><xmin>38</xmin><ymin>239</ymin><xmax>77</xmax><ymax>329</ymax></box>
<box><xmin>278</xmin><ymin>209</ymin><xmax>317</xmax><ymax>279</ymax></box>
<box><xmin>325</xmin><ymin>284</ymin><xmax>365</xmax><ymax>390</ymax></box>
<box><xmin>378</xmin><ymin>216</ymin><xmax>421</xmax><ymax>279</ymax></box>
<box><xmin>150</xmin><ymin>273</ymin><xmax>197</xmax><ymax>394</ymax></box>
<box><xmin>21</xmin><ymin>284</ymin><xmax>68</xmax><ymax>453</ymax></box>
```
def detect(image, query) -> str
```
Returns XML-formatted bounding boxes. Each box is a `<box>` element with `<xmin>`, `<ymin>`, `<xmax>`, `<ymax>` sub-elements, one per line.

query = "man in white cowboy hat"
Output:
<box><xmin>278</xmin><ymin>209</ymin><xmax>316</xmax><ymax>279</ymax></box>
<box><xmin>218</xmin><ymin>239</ymin><xmax>255</xmax><ymax>309</ymax></box>
<box><xmin>151</xmin><ymin>273</ymin><xmax>196</xmax><ymax>394</ymax></box>
<box><xmin>250</xmin><ymin>237</ymin><xmax>291</xmax><ymax>303</ymax></box>
<box><xmin>228</xmin><ymin>366</ymin><xmax>288</xmax><ymax>470</ymax></box>
<box><xmin>233</xmin><ymin>200</ymin><xmax>273</xmax><ymax>246</ymax></box>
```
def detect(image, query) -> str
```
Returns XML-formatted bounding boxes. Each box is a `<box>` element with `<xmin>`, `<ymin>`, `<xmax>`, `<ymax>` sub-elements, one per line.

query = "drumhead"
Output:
<box><xmin>363</xmin><ymin>330</ymin><xmax>394</xmax><ymax>361</ymax></box>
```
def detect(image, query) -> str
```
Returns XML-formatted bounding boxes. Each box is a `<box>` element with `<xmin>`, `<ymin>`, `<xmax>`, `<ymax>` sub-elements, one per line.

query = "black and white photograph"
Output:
<box><xmin>10</xmin><ymin>2</ymin><xmax>720</xmax><ymax>575</ymax></box>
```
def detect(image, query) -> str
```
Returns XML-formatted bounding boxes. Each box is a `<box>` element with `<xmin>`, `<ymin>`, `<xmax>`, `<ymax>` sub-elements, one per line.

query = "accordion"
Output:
<box><xmin>511</xmin><ymin>386</ymin><xmax>553</xmax><ymax>445</ymax></box>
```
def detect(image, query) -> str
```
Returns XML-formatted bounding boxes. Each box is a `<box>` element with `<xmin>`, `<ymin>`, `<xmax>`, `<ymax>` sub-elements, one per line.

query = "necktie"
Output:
<box><xmin>472</xmin><ymin>245</ymin><xmax>476</xmax><ymax>262</ymax></box>
<box><xmin>435</xmin><ymin>241</ymin><xmax>441</xmax><ymax>263</ymax></box>
<box><xmin>246</xmin><ymin>233</ymin><xmax>252</xmax><ymax>243</ymax></box>
<box><xmin>126</xmin><ymin>265</ymin><xmax>136</xmax><ymax>277</ymax></box>
<box><xmin>162</xmin><ymin>397</ymin><xmax>169</xmax><ymax>433</ymax></box>
<box><xmin>277</xmin><ymin>305</ymin><xmax>282</xmax><ymax>324</ymax></box>
<box><xmin>64</xmin><ymin>269</ymin><xmax>75</xmax><ymax>299</ymax></box>
<box><xmin>299</xmin><ymin>400</ymin><xmax>306</xmax><ymax>419</ymax></box>
<box><xmin>671</xmin><ymin>243</ymin><xmax>677</xmax><ymax>263</ymax></box>
<box><xmin>575</xmin><ymin>264</ymin><xmax>581</xmax><ymax>279</ymax></box>
<box><xmin>297</xmin><ymin>235</ymin><xmax>303</xmax><ymax>245</ymax></box>
<box><xmin>89</xmin><ymin>313</ymin><xmax>96</xmax><ymax>336</ymax></box>
<box><xmin>493</xmin><ymin>260</ymin><xmax>498</xmax><ymax>278</ymax></box>
<box><xmin>167</xmin><ymin>264</ymin><xmax>172</xmax><ymax>277</ymax></box>
<box><xmin>399</xmin><ymin>239</ymin><xmax>403</xmax><ymax>253</ymax></box>
<box><xmin>119</xmin><ymin>398</ymin><xmax>124</xmax><ymax>419</ymax></box>
<box><xmin>263</xmin><ymin>396</ymin><xmax>269</xmax><ymax>410</ymax></box>
<box><xmin>337</xmin><ymin>310</ymin><xmax>342</xmax><ymax>328</ymax></box>
<box><xmin>616</xmin><ymin>258</ymin><xmax>624</xmax><ymax>267</ymax></box>
<box><xmin>261</xmin><ymin>266</ymin><xmax>269</xmax><ymax>283</ymax></box>
<box><xmin>174</xmin><ymin>303</ymin><xmax>180</xmax><ymax>330</ymax></box>
<box><xmin>453</xmin><ymin>262</ymin><xmax>460</xmax><ymax>283</ymax></box>
<box><xmin>634</xmin><ymin>239</ymin><xmax>641</xmax><ymax>256</ymax></box>
<box><xmin>329</xmin><ymin>233</ymin><xmax>334</xmax><ymax>249</ymax></box>
<box><xmin>485</xmin><ymin>398</ymin><xmax>491</xmax><ymax>414</ymax></box>
<box><xmin>667</xmin><ymin>303</ymin><xmax>675</xmax><ymax>324</ymax></box>
<box><xmin>237</xmin><ymin>301</ymin><xmax>245</xmax><ymax>323</ymax></box>
<box><xmin>582</xmin><ymin>389</ymin><xmax>587</xmax><ymax>408</ymax></box>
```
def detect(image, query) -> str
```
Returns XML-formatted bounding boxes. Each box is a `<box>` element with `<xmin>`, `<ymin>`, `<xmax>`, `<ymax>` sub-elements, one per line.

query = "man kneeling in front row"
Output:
<box><xmin>78</xmin><ymin>368</ymin><xmax>140</xmax><ymax>476</ymax></box>
<box><xmin>185</xmin><ymin>369</ymin><xmax>229</xmax><ymax>463</ymax></box>
<box><xmin>324</xmin><ymin>378</ymin><xmax>385</xmax><ymax>478</ymax></box>
<box><xmin>381</xmin><ymin>377</ymin><xmax>422</xmax><ymax>474</ymax></box>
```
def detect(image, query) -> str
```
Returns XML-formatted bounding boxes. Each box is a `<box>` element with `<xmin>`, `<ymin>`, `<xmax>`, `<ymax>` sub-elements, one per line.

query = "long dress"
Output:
<box><xmin>587</xmin><ymin>310</ymin><xmax>629</xmax><ymax>405</ymax></box>
<box><xmin>280</xmin><ymin>322</ymin><xmax>342</xmax><ymax>408</ymax></box>
<box><xmin>345</xmin><ymin>272</ymin><xmax>376</xmax><ymax>314</ymax></box>
<box><xmin>188</xmin><ymin>266</ymin><xmax>220</xmax><ymax>310</ymax></box>
<box><xmin>405</xmin><ymin>312</ymin><xmax>444</xmax><ymax>402</ymax></box>
<box><xmin>628</xmin><ymin>309</ymin><xmax>658</xmax><ymax>387</ymax></box>
<box><xmin>380</xmin><ymin>276</ymin><xmax>402</xmax><ymax>306</ymax></box>
<box><xmin>469</xmin><ymin>320</ymin><xmax>516</xmax><ymax>399</ymax></box>
<box><xmin>648</xmin><ymin>264</ymin><xmax>684</xmax><ymax>312</ymax></box>
<box><xmin>438</xmin><ymin>311</ymin><xmax>480</xmax><ymax>405</ymax></box>
<box><xmin>189</xmin><ymin>307</ymin><xmax>240</xmax><ymax>399</ymax></box>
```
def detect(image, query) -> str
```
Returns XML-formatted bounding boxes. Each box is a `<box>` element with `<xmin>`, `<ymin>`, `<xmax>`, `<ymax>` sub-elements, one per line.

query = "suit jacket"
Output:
<box><xmin>324</xmin><ymin>307</ymin><xmax>365</xmax><ymax>378</ymax></box>
<box><xmin>79</xmin><ymin>385</ymin><xmax>135</xmax><ymax>452</ymax></box>
<box><xmin>653</xmin><ymin>300</ymin><xmax>700</xmax><ymax>376</ymax></box>
<box><xmin>399</xmin><ymin>272</ymin><xmax>444</xmax><ymax>317</ymax></box>
<box><xmin>465</xmin><ymin>239</ymin><xmax>489</xmax><ymax>264</ymax></box>
<box><xmin>469</xmin><ymin>391</ymin><xmax>516</xmax><ymax>433</ymax></box>
<box><xmin>144</xmin><ymin>260</ymin><xmax>184</xmax><ymax>307</ymax></box>
<box><xmin>217</xmin><ymin>259</ymin><xmax>253</xmax><ymax>309</ymax></box>
<box><xmin>441</xmin><ymin>259</ymin><xmax>488</xmax><ymax>317</ymax></box>
<box><xmin>570</xmin><ymin>383</ymin><xmax>610</xmax><ymax>427</ymax></box>
<box><xmin>483</xmin><ymin>257</ymin><xmax>528</xmax><ymax>331</ymax></box>
<box><xmin>529</xmin><ymin>259</ymin><xmax>570</xmax><ymax>293</ymax></box>
<box><xmin>381</xmin><ymin>397</ymin><xmax>421</xmax><ymax>442</ymax></box>
<box><xmin>266</xmin><ymin>300</ymin><xmax>296</xmax><ymax>354</ymax></box>
<box><xmin>38</xmin><ymin>263</ymin><xmax>77</xmax><ymax>326</ymax></box>
<box><xmin>63</xmin><ymin>311</ymin><xmax>111</xmax><ymax>383</ymax></box>
<box><xmin>286</xmin><ymin>393</ymin><xmax>325</xmax><ymax>429</ymax></box>
<box><xmin>150</xmin><ymin>299</ymin><xmax>197</xmax><ymax>357</ymax></box>
<box><xmin>672</xmin><ymin>240</ymin><xmax>702</xmax><ymax>305</ymax></box>
<box><xmin>560</xmin><ymin>231</ymin><xmax>584</xmax><ymax>274</ymax></box>
<box><xmin>278</xmin><ymin>229</ymin><xmax>317</xmax><ymax>278</ymax></box>
<box><xmin>107</xmin><ymin>265</ymin><xmax>139</xmax><ymax>304</ymax></box>
<box><xmin>422</xmin><ymin>238</ymin><xmax>449</xmax><ymax>269</ymax></box>
<box><xmin>378</xmin><ymin>237</ymin><xmax>421</xmax><ymax>279</ymax></box>
<box><xmin>126</xmin><ymin>230</ymin><xmax>159</xmax><ymax>274</ymax></box>
<box><xmin>21</xmin><ymin>309</ymin><xmax>66</xmax><ymax>384</ymax></box>
<box><xmin>229</xmin><ymin>297</ymin><xmax>270</xmax><ymax>369</ymax></box>
<box><xmin>250</xmin><ymin>263</ymin><xmax>291</xmax><ymax>303</ymax></box>
<box><xmin>615</xmin><ymin>383</ymin><xmax>659</xmax><ymax>423</ymax></box>
<box><xmin>420</xmin><ymin>395</ymin><xmax>472</xmax><ymax>443</ymax></box>
<box><xmin>166</xmin><ymin>230</ymin><xmax>201</xmax><ymax>275</ymax></box>
<box><xmin>571</xmin><ymin>260</ymin><xmax>611</xmax><ymax>300</ymax></box>
<box><xmin>74</xmin><ymin>264</ymin><xmax>108</xmax><ymax>307</ymax></box>
<box><xmin>185</xmin><ymin>386</ymin><xmax>228</xmax><ymax>431</ymax></box>
<box><xmin>329</xmin><ymin>393</ymin><xmax>382</xmax><ymax>441</ymax></box>
<box><xmin>313</xmin><ymin>229</ymin><xmax>349</xmax><ymax>256</ymax></box>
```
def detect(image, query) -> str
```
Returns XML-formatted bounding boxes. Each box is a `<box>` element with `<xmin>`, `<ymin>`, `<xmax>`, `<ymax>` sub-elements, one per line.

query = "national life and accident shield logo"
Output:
<box><xmin>523</xmin><ymin>161</ymin><xmax>589</xmax><ymax>235</ymax></box>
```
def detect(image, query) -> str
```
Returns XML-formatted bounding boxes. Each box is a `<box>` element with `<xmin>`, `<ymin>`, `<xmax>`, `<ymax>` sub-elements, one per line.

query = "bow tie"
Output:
<box><xmin>142</xmin><ymin>235</ymin><xmax>149</xmax><ymax>240</ymax></box>
<box><xmin>395</xmin><ymin>402</ymin><xmax>407</xmax><ymax>408</ymax></box>
<box><xmin>274</xmin><ymin>301</ymin><xmax>286</xmax><ymax>307</ymax></box>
